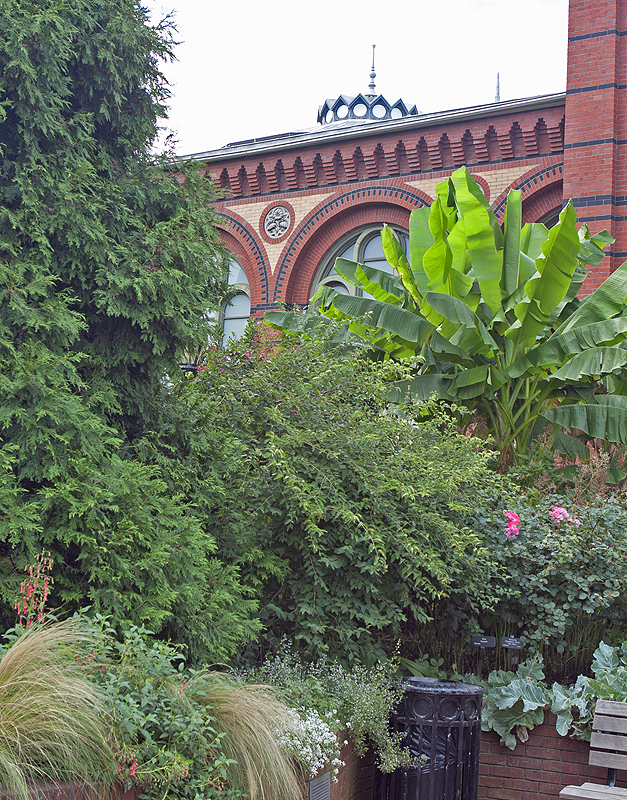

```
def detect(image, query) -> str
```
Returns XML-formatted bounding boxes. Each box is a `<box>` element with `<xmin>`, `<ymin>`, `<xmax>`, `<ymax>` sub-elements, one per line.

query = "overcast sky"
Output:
<box><xmin>146</xmin><ymin>0</ymin><xmax>569</xmax><ymax>157</ymax></box>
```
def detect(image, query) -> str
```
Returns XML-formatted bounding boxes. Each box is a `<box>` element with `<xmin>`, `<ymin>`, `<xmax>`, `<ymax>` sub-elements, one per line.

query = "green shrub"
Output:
<box><xmin>184</xmin><ymin>329</ymin><xmax>504</xmax><ymax>664</ymax></box>
<box><xmin>82</xmin><ymin>617</ymin><xmax>302</xmax><ymax>800</ymax></box>
<box><xmin>243</xmin><ymin>644</ymin><xmax>419</xmax><ymax>773</ymax></box>
<box><xmin>466</xmin><ymin>491</ymin><xmax>627</xmax><ymax>680</ymax></box>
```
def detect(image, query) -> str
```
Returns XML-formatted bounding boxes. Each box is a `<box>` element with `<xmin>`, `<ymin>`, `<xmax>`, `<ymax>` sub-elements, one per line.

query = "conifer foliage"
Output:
<box><xmin>0</xmin><ymin>0</ymin><xmax>256</xmax><ymax>659</ymax></box>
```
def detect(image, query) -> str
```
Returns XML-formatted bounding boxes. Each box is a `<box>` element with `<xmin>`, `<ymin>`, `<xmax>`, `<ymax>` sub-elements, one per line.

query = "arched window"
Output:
<box><xmin>222</xmin><ymin>259</ymin><xmax>251</xmax><ymax>345</ymax></box>
<box><xmin>311</xmin><ymin>225</ymin><xmax>409</xmax><ymax>298</ymax></box>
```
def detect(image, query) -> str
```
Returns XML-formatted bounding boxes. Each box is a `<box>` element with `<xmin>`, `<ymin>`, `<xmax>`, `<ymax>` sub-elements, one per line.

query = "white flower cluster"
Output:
<box><xmin>272</xmin><ymin>707</ymin><xmax>345</xmax><ymax>781</ymax></box>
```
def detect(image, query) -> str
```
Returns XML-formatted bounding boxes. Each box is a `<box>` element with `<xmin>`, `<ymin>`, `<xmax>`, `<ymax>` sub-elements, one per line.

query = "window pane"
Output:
<box><xmin>363</xmin><ymin>235</ymin><xmax>385</xmax><ymax>260</ymax></box>
<box><xmin>327</xmin><ymin>244</ymin><xmax>355</xmax><ymax>276</ymax></box>
<box><xmin>225</xmin><ymin>293</ymin><xmax>251</xmax><ymax>316</ymax></box>
<box><xmin>222</xmin><ymin>316</ymin><xmax>249</xmax><ymax>344</ymax></box>
<box><xmin>228</xmin><ymin>261</ymin><xmax>249</xmax><ymax>286</ymax></box>
<box><xmin>325</xmin><ymin>280</ymin><xmax>350</xmax><ymax>295</ymax></box>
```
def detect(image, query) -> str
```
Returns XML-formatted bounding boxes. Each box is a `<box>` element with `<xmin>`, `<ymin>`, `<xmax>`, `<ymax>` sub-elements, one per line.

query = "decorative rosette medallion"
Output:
<box><xmin>260</xmin><ymin>202</ymin><xmax>295</xmax><ymax>244</ymax></box>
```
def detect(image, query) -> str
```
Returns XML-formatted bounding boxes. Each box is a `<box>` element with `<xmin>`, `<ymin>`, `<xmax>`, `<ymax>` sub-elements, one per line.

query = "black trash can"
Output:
<box><xmin>372</xmin><ymin>677</ymin><xmax>484</xmax><ymax>800</ymax></box>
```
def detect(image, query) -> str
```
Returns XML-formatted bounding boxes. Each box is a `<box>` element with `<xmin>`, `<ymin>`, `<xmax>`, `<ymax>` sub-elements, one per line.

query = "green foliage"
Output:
<box><xmin>0</xmin><ymin>621</ymin><xmax>114</xmax><ymax>800</ymax></box>
<box><xmin>552</xmin><ymin>640</ymin><xmax>627</xmax><ymax>741</ymax></box>
<box><xmin>466</xmin><ymin>492</ymin><xmax>627</xmax><ymax>677</ymax></box>
<box><xmin>82</xmin><ymin>617</ymin><xmax>301</xmax><ymax>800</ymax></box>
<box><xmin>266</xmin><ymin>167</ymin><xmax>627</xmax><ymax>469</ymax></box>
<box><xmin>184</xmin><ymin>328</ymin><xmax>503</xmax><ymax>663</ymax></box>
<box><xmin>472</xmin><ymin>657</ymin><xmax>550</xmax><ymax>749</ymax></box>
<box><xmin>0</xmin><ymin>0</ymin><xmax>257</xmax><ymax>661</ymax></box>
<box><xmin>244</xmin><ymin>644</ymin><xmax>419</xmax><ymax>773</ymax></box>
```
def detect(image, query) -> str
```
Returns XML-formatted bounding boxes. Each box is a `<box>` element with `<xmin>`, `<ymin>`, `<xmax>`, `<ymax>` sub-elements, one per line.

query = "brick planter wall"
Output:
<box><xmin>478</xmin><ymin>710</ymin><xmax>627</xmax><ymax>800</ymax></box>
<box><xmin>329</xmin><ymin>739</ymin><xmax>375</xmax><ymax>800</ymax></box>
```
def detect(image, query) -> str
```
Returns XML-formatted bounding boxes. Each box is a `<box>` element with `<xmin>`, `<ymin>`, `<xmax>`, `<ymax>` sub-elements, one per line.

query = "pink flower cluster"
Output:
<box><xmin>504</xmin><ymin>511</ymin><xmax>520</xmax><ymax>538</ymax></box>
<box><xmin>549</xmin><ymin>506</ymin><xmax>581</xmax><ymax>525</ymax></box>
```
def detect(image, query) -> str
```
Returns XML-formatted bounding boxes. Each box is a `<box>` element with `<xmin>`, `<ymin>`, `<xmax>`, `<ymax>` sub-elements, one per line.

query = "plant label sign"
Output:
<box><xmin>501</xmin><ymin>636</ymin><xmax>522</xmax><ymax>649</ymax></box>
<box><xmin>472</xmin><ymin>635</ymin><xmax>496</xmax><ymax>648</ymax></box>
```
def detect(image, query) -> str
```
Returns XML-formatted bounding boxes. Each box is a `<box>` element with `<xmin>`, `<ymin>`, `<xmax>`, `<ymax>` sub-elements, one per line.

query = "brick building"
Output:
<box><xmin>189</xmin><ymin>0</ymin><xmax>624</xmax><ymax>336</ymax></box>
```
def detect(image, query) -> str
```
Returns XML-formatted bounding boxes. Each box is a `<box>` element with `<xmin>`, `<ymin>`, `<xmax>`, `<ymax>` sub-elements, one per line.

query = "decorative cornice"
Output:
<box><xmin>184</xmin><ymin>93</ymin><xmax>566</xmax><ymax>164</ymax></box>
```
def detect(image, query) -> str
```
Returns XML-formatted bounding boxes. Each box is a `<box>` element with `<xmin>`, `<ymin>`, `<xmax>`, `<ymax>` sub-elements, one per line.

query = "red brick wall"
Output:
<box><xmin>563</xmin><ymin>0</ymin><xmax>627</xmax><ymax>288</ymax></box>
<box><xmin>329</xmin><ymin>739</ymin><xmax>375</xmax><ymax>800</ymax></box>
<box><xmin>478</xmin><ymin>711</ymin><xmax>627</xmax><ymax>800</ymax></box>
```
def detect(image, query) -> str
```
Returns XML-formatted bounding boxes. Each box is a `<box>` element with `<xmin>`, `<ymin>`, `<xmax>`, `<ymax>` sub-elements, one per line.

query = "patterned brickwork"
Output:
<box><xmin>201</xmin><ymin>97</ymin><xmax>569</xmax><ymax>317</ymax></box>
<box><xmin>563</xmin><ymin>0</ymin><xmax>627</xmax><ymax>286</ymax></box>
<box><xmin>206</xmin><ymin>107</ymin><xmax>565</xmax><ymax>200</ymax></box>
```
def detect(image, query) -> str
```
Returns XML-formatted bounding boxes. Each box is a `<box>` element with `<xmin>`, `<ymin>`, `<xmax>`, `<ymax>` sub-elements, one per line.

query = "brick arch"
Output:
<box><xmin>522</xmin><ymin>181</ymin><xmax>564</xmax><ymax>224</ymax></box>
<box><xmin>274</xmin><ymin>184</ymin><xmax>430</xmax><ymax>305</ymax></box>
<box><xmin>216</xmin><ymin>211</ymin><xmax>270</xmax><ymax>308</ymax></box>
<box><xmin>492</xmin><ymin>160</ymin><xmax>564</xmax><ymax>222</ymax></box>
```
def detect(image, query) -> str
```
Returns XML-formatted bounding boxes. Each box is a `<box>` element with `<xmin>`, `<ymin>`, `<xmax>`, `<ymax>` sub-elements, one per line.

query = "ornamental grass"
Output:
<box><xmin>0</xmin><ymin>621</ymin><xmax>113</xmax><ymax>800</ymax></box>
<box><xmin>193</xmin><ymin>676</ymin><xmax>303</xmax><ymax>800</ymax></box>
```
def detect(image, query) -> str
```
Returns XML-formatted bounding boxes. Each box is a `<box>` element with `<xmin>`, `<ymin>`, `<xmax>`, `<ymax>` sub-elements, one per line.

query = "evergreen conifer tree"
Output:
<box><xmin>0</xmin><ymin>0</ymin><xmax>259</xmax><ymax>659</ymax></box>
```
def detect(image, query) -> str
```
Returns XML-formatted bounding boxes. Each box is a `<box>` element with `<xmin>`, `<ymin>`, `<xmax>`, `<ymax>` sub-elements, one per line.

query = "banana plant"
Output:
<box><xmin>266</xmin><ymin>167</ymin><xmax>627</xmax><ymax>469</ymax></box>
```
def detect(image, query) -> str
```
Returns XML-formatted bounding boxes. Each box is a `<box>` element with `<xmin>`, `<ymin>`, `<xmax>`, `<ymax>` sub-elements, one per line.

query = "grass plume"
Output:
<box><xmin>0</xmin><ymin>621</ymin><xmax>114</xmax><ymax>800</ymax></box>
<box><xmin>193</xmin><ymin>675</ymin><xmax>303</xmax><ymax>800</ymax></box>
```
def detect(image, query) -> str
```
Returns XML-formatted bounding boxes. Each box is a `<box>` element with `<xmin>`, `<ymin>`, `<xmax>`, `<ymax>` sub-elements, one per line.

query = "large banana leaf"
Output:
<box><xmin>557</xmin><ymin>259</ymin><xmax>627</xmax><ymax>333</ymax></box>
<box><xmin>509</xmin><ymin>202</ymin><xmax>580</xmax><ymax>345</ymax></box>
<box><xmin>334</xmin><ymin>259</ymin><xmax>405</xmax><ymax>301</ymax></box>
<box><xmin>450</xmin><ymin>168</ymin><xmax>503</xmax><ymax>316</ymax></box>
<box><xmin>541</xmin><ymin>395</ymin><xmax>627</xmax><ymax>442</ymax></box>
<box><xmin>502</xmin><ymin>189</ymin><xmax>523</xmax><ymax>297</ymax></box>
<box><xmin>423</xmin><ymin>197</ymin><xmax>454</xmax><ymax>303</ymax></box>
<box><xmin>387</xmin><ymin>373</ymin><xmax>455</xmax><ymax>403</ymax></box>
<box><xmin>319</xmin><ymin>292</ymin><xmax>434</xmax><ymax>344</ymax></box>
<box><xmin>507</xmin><ymin>317</ymin><xmax>627</xmax><ymax>377</ymax></box>
<box><xmin>381</xmin><ymin>225</ymin><xmax>422</xmax><ymax>306</ymax></box>
<box><xmin>409</xmin><ymin>207</ymin><xmax>434</xmax><ymax>296</ymax></box>
<box><xmin>550</xmin><ymin>346</ymin><xmax>627</xmax><ymax>382</ymax></box>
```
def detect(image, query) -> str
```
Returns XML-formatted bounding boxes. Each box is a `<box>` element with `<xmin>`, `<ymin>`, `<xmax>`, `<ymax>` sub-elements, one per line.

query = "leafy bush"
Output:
<box><xmin>83</xmin><ymin>617</ymin><xmax>303</xmax><ymax>800</ymax></box>
<box><xmin>243</xmin><ymin>644</ymin><xmax>418</xmax><ymax>773</ymax></box>
<box><xmin>470</xmin><ymin>657</ymin><xmax>550</xmax><ymax>749</ymax></box>
<box><xmin>466</xmin><ymin>491</ymin><xmax>627</xmax><ymax>680</ymax></box>
<box><xmin>184</xmin><ymin>329</ymin><xmax>504</xmax><ymax>663</ymax></box>
<box><xmin>552</xmin><ymin>640</ymin><xmax>627</xmax><ymax>740</ymax></box>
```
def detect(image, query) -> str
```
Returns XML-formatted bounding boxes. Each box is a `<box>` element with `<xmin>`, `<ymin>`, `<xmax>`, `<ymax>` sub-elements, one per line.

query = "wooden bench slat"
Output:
<box><xmin>591</xmin><ymin>731</ymin><xmax>627</xmax><ymax>753</ymax></box>
<box><xmin>560</xmin><ymin>784</ymin><xmax>627</xmax><ymax>799</ymax></box>
<box><xmin>594</xmin><ymin>716</ymin><xmax>627</xmax><ymax>735</ymax></box>
<box><xmin>596</xmin><ymin>701</ymin><xmax>627</xmax><ymax>718</ymax></box>
<box><xmin>590</xmin><ymin>751</ymin><xmax>627</xmax><ymax>771</ymax></box>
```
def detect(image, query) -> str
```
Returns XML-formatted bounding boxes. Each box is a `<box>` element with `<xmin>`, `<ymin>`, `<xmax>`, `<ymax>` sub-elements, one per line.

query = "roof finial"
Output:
<box><xmin>495</xmin><ymin>72</ymin><xmax>500</xmax><ymax>103</ymax></box>
<box><xmin>368</xmin><ymin>44</ymin><xmax>376</xmax><ymax>95</ymax></box>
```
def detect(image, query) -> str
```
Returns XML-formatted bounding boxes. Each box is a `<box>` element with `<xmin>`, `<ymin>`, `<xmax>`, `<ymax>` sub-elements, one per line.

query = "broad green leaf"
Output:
<box><xmin>387</xmin><ymin>373</ymin><xmax>454</xmax><ymax>403</ymax></box>
<box><xmin>409</xmin><ymin>207</ymin><xmax>434</xmax><ymax>295</ymax></box>
<box><xmin>354</xmin><ymin>263</ymin><xmax>405</xmax><ymax>306</ymax></box>
<box><xmin>541</xmin><ymin>397</ymin><xmax>627</xmax><ymax>443</ymax></box>
<box><xmin>425</xmin><ymin>292</ymin><xmax>477</xmax><ymax>328</ymax></box>
<box><xmin>509</xmin><ymin>317</ymin><xmax>627</xmax><ymax>376</ymax></box>
<box><xmin>334</xmin><ymin>258</ymin><xmax>404</xmax><ymax>298</ymax></box>
<box><xmin>381</xmin><ymin>225</ymin><xmax>422</xmax><ymax>306</ymax></box>
<box><xmin>451</xmin><ymin>167</ymin><xmax>503</xmax><ymax>315</ymax></box>
<box><xmin>521</xmin><ymin>222</ymin><xmax>549</xmax><ymax>261</ymax></box>
<box><xmin>502</xmin><ymin>189</ymin><xmax>522</xmax><ymax>296</ymax></box>
<box><xmin>553</xmin><ymin>431</ymin><xmax>592</xmax><ymax>462</ymax></box>
<box><xmin>578</xmin><ymin>225</ymin><xmax>613</xmax><ymax>267</ymax></box>
<box><xmin>423</xmin><ymin>197</ymin><xmax>454</xmax><ymax>297</ymax></box>
<box><xmin>512</xmin><ymin>202</ymin><xmax>580</xmax><ymax>345</ymax></box>
<box><xmin>551</xmin><ymin>346</ymin><xmax>627</xmax><ymax>382</ymax></box>
<box><xmin>557</xmin><ymin>259</ymin><xmax>627</xmax><ymax>333</ymax></box>
<box><xmin>593</xmin><ymin>641</ymin><xmax>620</xmax><ymax>673</ymax></box>
<box><xmin>449</xmin><ymin>365</ymin><xmax>489</xmax><ymax>398</ymax></box>
<box><xmin>323</xmin><ymin>293</ymin><xmax>434</xmax><ymax>344</ymax></box>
